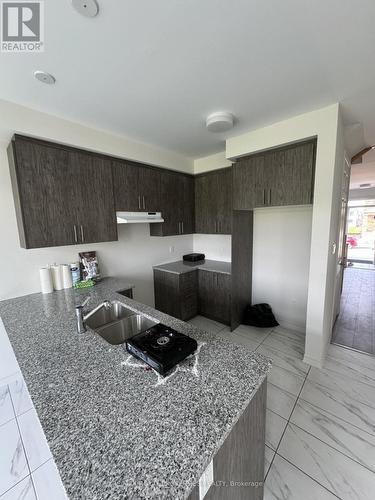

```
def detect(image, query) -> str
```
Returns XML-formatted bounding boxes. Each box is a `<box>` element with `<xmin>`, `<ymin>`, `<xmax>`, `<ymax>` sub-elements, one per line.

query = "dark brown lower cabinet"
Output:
<box><xmin>154</xmin><ymin>269</ymin><xmax>231</xmax><ymax>325</ymax></box>
<box><xmin>187</xmin><ymin>380</ymin><xmax>266</xmax><ymax>500</ymax></box>
<box><xmin>153</xmin><ymin>270</ymin><xmax>198</xmax><ymax>321</ymax></box>
<box><xmin>198</xmin><ymin>270</ymin><xmax>231</xmax><ymax>325</ymax></box>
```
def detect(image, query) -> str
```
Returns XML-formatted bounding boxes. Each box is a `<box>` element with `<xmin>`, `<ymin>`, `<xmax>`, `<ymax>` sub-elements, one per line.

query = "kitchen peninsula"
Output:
<box><xmin>0</xmin><ymin>278</ymin><xmax>271</xmax><ymax>500</ymax></box>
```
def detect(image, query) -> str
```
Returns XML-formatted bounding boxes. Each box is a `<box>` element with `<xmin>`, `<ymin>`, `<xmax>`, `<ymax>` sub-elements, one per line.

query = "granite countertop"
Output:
<box><xmin>0</xmin><ymin>277</ymin><xmax>270</xmax><ymax>500</ymax></box>
<box><xmin>153</xmin><ymin>259</ymin><xmax>231</xmax><ymax>275</ymax></box>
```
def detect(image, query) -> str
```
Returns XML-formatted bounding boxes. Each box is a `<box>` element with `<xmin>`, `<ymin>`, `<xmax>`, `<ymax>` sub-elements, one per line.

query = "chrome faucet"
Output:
<box><xmin>75</xmin><ymin>297</ymin><xmax>112</xmax><ymax>334</ymax></box>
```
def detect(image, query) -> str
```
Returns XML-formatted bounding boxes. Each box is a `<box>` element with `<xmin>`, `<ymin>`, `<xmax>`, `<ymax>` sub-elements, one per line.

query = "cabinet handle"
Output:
<box><xmin>138</xmin><ymin>196</ymin><xmax>141</xmax><ymax>209</ymax></box>
<box><xmin>178</xmin><ymin>222</ymin><xmax>181</xmax><ymax>234</ymax></box>
<box><xmin>181</xmin><ymin>221</ymin><xmax>184</xmax><ymax>233</ymax></box>
<box><xmin>80</xmin><ymin>225</ymin><xmax>85</xmax><ymax>242</ymax></box>
<box><xmin>74</xmin><ymin>225</ymin><xmax>78</xmax><ymax>243</ymax></box>
<box><xmin>214</xmin><ymin>221</ymin><xmax>217</xmax><ymax>233</ymax></box>
<box><xmin>143</xmin><ymin>196</ymin><xmax>145</xmax><ymax>210</ymax></box>
<box><xmin>263</xmin><ymin>189</ymin><xmax>266</xmax><ymax>205</ymax></box>
<box><xmin>269</xmin><ymin>189</ymin><xmax>272</xmax><ymax>204</ymax></box>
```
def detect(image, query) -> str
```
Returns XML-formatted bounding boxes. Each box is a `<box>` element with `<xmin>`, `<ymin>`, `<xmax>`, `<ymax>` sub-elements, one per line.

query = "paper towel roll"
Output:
<box><xmin>62</xmin><ymin>264</ymin><xmax>73</xmax><ymax>289</ymax></box>
<box><xmin>51</xmin><ymin>265</ymin><xmax>63</xmax><ymax>291</ymax></box>
<box><xmin>39</xmin><ymin>267</ymin><xmax>53</xmax><ymax>294</ymax></box>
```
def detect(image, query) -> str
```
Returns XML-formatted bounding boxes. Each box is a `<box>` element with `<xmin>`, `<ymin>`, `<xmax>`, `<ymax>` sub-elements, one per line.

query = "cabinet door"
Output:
<box><xmin>217</xmin><ymin>169</ymin><xmax>232</xmax><ymax>234</ymax></box>
<box><xmin>154</xmin><ymin>270</ymin><xmax>181</xmax><ymax>318</ymax></box>
<box><xmin>112</xmin><ymin>160</ymin><xmax>140</xmax><ymax>211</ymax></box>
<box><xmin>72</xmin><ymin>151</ymin><xmax>117</xmax><ymax>244</ymax></box>
<box><xmin>10</xmin><ymin>138</ymin><xmax>77</xmax><ymax>248</ymax></box>
<box><xmin>198</xmin><ymin>270</ymin><xmax>215</xmax><ymax>317</ymax></box>
<box><xmin>195</xmin><ymin>174</ymin><xmax>213</xmax><ymax>233</ymax></box>
<box><xmin>154</xmin><ymin>170</ymin><xmax>182</xmax><ymax>236</ymax></box>
<box><xmin>139</xmin><ymin>166</ymin><xmax>161</xmax><ymax>212</ymax></box>
<box><xmin>181</xmin><ymin>175</ymin><xmax>195</xmax><ymax>234</ymax></box>
<box><xmin>233</xmin><ymin>156</ymin><xmax>265</xmax><ymax>210</ymax></box>
<box><xmin>284</xmin><ymin>141</ymin><xmax>315</xmax><ymax>205</ymax></box>
<box><xmin>266</xmin><ymin>142</ymin><xmax>315</xmax><ymax>207</ymax></box>
<box><xmin>180</xmin><ymin>271</ymin><xmax>198</xmax><ymax>320</ymax></box>
<box><xmin>216</xmin><ymin>273</ymin><xmax>231</xmax><ymax>324</ymax></box>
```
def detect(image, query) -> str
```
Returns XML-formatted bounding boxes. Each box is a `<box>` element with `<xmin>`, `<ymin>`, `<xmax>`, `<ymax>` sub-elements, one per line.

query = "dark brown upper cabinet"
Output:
<box><xmin>233</xmin><ymin>140</ymin><xmax>316</xmax><ymax>210</ymax></box>
<box><xmin>8</xmin><ymin>135</ymin><xmax>117</xmax><ymax>249</ymax></box>
<box><xmin>69</xmin><ymin>150</ymin><xmax>117</xmax><ymax>244</ymax></box>
<box><xmin>112</xmin><ymin>160</ymin><xmax>160</xmax><ymax>212</ymax></box>
<box><xmin>150</xmin><ymin>170</ymin><xmax>195</xmax><ymax>237</ymax></box>
<box><xmin>195</xmin><ymin>168</ymin><xmax>232</xmax><ymax>234</ymax></box>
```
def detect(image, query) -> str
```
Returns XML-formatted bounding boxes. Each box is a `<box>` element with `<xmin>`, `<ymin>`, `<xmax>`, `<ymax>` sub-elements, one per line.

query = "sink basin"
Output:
<box><xmin>94</xmin><ymin>314</ymin><xmax>158</xmax><ymax>345</ymax></box>
<box><xmin>85</xmin><ymin>301</ymin><xmax>135</xmax><ymax>330</ymax></box>
<box><xmin>85</xmin><ymin>301</ymin><xmax>158</xmax><ymax>345</ymax></box>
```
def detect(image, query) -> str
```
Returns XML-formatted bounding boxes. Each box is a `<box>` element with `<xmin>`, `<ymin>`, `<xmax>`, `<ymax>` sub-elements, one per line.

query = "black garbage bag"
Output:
<box><xmin>243</xmin><ymin>303</ymin><xmax>279</xmax><ymax>328</ymax></box>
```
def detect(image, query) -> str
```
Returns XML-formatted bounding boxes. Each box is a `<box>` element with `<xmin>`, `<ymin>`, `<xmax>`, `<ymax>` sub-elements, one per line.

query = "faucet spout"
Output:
<box><xmin>75</xmin><ymin>300</ymin><xmax>112</xmax><ymax>334</ymax></box>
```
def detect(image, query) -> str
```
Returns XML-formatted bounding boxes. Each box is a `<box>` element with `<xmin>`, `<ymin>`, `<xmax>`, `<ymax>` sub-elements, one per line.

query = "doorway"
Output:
<box><xmin>346</xmin><ymin>201</ymin><xmax>375</xmax><ymax>267</ymax></box>
<box><xmin>332</xmin><ymin>195</ymin><xmax>375</xmax><ymax>354</ymax></box>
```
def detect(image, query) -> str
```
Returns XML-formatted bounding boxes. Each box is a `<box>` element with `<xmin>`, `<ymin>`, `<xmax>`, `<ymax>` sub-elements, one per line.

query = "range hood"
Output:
<box><xmin>116</xmin><ymin>212</ymin><xmax>164</xmax><ymax>224</ymax></box>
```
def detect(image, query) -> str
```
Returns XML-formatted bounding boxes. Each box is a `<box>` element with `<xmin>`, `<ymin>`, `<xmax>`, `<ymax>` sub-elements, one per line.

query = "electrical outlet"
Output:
<box><xmin>199</xmin><ymin>460</ymin><xmax>213</xmax><ymax>500</ymax></box>
<box><xmin>169</xmin><ymin>246</ymin><xmax>175</xmax><ymax>253</ymax></box>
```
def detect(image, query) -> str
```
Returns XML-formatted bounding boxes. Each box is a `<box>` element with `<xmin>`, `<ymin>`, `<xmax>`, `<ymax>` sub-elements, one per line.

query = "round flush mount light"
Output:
<box><xmin>206</xmin><ymin>112</ymin><xmax>234</xmax><ymax>133</ymax></box>
<box><xmin>72</xmin><ymin>0</ymin><xmax>99</xmax><ymax>17</ymax></box>
<box><xmin>34</xmin><ymin>71</ymin><xmax>56</xmax><ymax>84</ymax></box>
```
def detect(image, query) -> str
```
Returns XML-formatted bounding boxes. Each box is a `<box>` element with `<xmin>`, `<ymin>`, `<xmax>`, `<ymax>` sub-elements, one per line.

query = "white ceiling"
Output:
<box><xmin>1</xmin><ymin>0</ymin><xmax>375</xmax><ymax>158</ymax></box>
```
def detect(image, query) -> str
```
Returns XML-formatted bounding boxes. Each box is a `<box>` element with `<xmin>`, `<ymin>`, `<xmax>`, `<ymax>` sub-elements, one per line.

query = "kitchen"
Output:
<box><xmin>2</xmin><ymin>1</ymin><xmax>375</xmax><ymax>500</ymax></box>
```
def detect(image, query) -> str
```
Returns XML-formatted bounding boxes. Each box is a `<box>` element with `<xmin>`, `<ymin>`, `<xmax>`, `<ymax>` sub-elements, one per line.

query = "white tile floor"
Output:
<box><xmin>189</xmin><ymin>315</ymin><xmax>375</xmax><ymax>500</ymax></box>
<box><xmin>0</xmin><ymin>376</ymin><xmax>67</xmax><ymax>499</ymax></box>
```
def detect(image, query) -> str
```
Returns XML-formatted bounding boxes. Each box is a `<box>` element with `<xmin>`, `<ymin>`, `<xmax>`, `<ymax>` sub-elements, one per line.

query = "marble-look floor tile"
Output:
<box><xmin>328</xmin><ymin>343</ymin><xmax>375</xmax><ymax>372</ymax></box>
<box><xmin>8</xmin><ymin>378</ymin><xmax>33</xmax><ymax>417</ymax></box>
<box><xmin>257</xmin><ymin>344</ymin><xmax>309</xmax><ymax>378</ymax></box>
<box><xmin>300</xmin><ymin>378</ymin><xmax>375</xmax><ymax>436</ymax></box>
<box><xmin>264</xmin><ymin>445</ymin><xmax>275</xmax><ymax>479</ymax></box>
<box><xmin>278</xmin><ymin>423</ymin><xmax>375</xmax><ymax>500</ymax></box>
<box><xmin>267</xmin><ymin>383</ymin><xmax>297</xmax><ymax>420</ymax></box>
<box><xmin>1</xmin><ymin>476</ymin><xmax>36</xmax><ymax>500</ymax></box>
<box><xmin>231</xmin><ymin>324</ymin><xmax>272</xmax><ymax>344</ymax></box>
<box><xmin>262</xmin><ymin>334</ymin><xmax>305</xmax><ymax>358</ymax></box>
<box><xmin>17</xmin><ymin>409</ymin><xmax>52</xmax><ymax>472</ymax></box>
<box><xmin>267</xmin><ymin>364</ymin><xmax>305</xmax><ymax>396</ymax></box>
<box><xmin>264</xmin><ymin>454</ymin><xmax>337</xmax><ymax>500</ymax></box>
<box><xmin>291</xmin><ymin>400</ymin><xmax>375</xmax><ymax>472</ymax></box>
<box><xmin>308</xmin><ymin>367</ymin><xmax>375</xmax><ymax>409</ymax></box>
<box><xmin>31</xmin><ymin>460</ymin><xmax>67</xmax><ymax>500</ymax></box>
<box><xmin>0</xmin><ymin>384</ymin><xmax>14</xmax><ymax>426</ymax></box>
<box><xmin>265</xmin><ymin>409</ymin><xmax>288</xmax><ymax>451</ymax></box>
<box><xmin>271</xmin><ymin>325</ymin><xmax>306</xmax><ymax>344</ymax></box>
<box><xmin>324</xmin><ymin>349</ymin><xmax>375</xmax><ymax>387</ymax></box>
<box><xmin>217</xmin><ymin>327</ymin><xmax>259</xmax><ymax>351</ymax></box>
<box><xmin>187</xmin><ymin>316</ymin><xmax>226</xmax><ymax>335</ymax></box>
<box><xmin>0</xmin><ymin>419</ymin><xmax>29</xmax><ymax>495</ymax></box>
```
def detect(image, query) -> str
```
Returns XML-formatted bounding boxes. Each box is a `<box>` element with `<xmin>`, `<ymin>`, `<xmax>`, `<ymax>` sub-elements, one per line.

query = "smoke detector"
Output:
<box><xmin>206</xmin><ymin>112</ymin><xmax>234</xmax><ymax>133</ymax></box>
<box><xmin>34</xmin><ymin>71</ymin><xmax>56</xmax><ymax>84</ymax></box>
<box><xmin>72</xmin><ymin>0</ymin><xmax>99</xmax><ymax>17</ymax></box>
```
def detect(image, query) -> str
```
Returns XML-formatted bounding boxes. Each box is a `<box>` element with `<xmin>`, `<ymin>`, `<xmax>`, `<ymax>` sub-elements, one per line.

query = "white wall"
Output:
<box><xmin>0</xmin><ymin>101</ymin><xmax>194</xmax><ymax>303</ymax></box>
<box><xmin>226</xmin><ymin>103</ymin><xmax>344</xmax><ymax>368</ymax></box>
<box><xmin>193</xmin><ymin>234</ymin><xmax>231</xmax><ymax>262</ymax></box>
<box><xmin>252</xmin><ymin>206</ymin><xmax>313</xmax><ymax>332</ymax></box>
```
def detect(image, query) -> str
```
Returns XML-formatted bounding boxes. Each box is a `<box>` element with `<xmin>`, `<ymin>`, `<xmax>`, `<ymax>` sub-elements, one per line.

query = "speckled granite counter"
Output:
<box><xmin>0</xmin><ymin>277</ymin><xmax>270</xmax><ymax>500</ymax></box>
<box><xmin>153</xmin><ymin>259</ymin><xmax>231</xmax><ymax>275</ymax></box>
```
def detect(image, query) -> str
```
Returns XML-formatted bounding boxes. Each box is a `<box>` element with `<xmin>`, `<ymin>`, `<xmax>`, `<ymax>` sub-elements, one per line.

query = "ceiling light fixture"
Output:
<box><xmin>206</xmin><ymin>112</ymin><xmax>234</xmax><ymax>133</ymax></box>
<box><xmin>34</xmin><ymin>71</ymin><xmax>56</xmax><ymax>84</ymax></box>
<box><xmin>72</xmin><ymin>0</ymin><xmax>99</xmax><ymax>18</ymax></box>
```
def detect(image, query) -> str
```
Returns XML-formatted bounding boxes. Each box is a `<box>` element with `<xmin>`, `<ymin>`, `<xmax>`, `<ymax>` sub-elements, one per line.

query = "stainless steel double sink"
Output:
<box><xmin>85</xmin><ymin>301</ymin><xmax>157</xmax><ymax>345</ymax></box>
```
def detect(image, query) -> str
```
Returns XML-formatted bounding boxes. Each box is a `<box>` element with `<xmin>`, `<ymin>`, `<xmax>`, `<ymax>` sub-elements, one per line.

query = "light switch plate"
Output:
<box><xmin>199</xmin><ymin>460</ymin><xmax>213</xmax><ymax>500</ymax></box>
